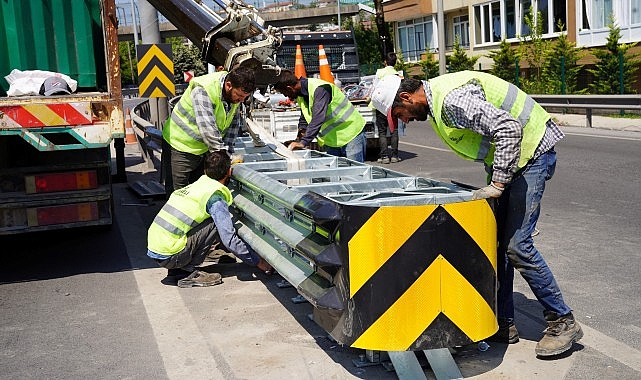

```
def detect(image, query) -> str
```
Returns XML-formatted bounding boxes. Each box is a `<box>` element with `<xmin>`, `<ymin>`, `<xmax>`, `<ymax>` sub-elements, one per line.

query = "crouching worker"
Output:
<box><xmin>147</xmin><ymin>151</ymin><xmax>272</xmax><ymax>288</ymax></box>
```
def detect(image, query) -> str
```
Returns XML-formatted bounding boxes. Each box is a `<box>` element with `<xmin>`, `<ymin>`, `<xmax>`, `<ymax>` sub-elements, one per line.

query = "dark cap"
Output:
<box><xmin>39</xmin><ymin>77</ymin><xmax>72</xmax><ymax>96</ymax></box>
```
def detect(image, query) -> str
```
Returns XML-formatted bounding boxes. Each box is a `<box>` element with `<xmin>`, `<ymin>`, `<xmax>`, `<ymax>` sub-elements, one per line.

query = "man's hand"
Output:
<box><xmin>472</xmin><ymin>183</ymin><xmax>504</xmax><ymax>200</ymax></box>
<box><xmin>288</xmin><ymin>141</ymin><xmax>305</xmax><ymax>151</ymax></box>
<box><xmin>257</xmin><ymin>258</ymin><xmax>274</xmax><ymax>274</ymax></box>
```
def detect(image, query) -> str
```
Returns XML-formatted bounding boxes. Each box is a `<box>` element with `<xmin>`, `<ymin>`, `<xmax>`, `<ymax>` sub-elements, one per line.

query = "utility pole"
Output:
<box><xmin>437</xmin><ymin>0</ymin><xmax>446</xmax><ymax>75</ymax></box>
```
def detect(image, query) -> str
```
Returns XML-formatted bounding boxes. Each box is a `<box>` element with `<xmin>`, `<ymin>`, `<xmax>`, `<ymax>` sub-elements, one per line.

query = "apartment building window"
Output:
<box><xmin>397</xmin><ymin>16</ymin><xmax>434</xmax><ymax>62</ymax></box>
<box><xmin>474</xmin><ymin>1</ymin><xmax>501</xmax><ymax>44</ymax></box>
<box><xmin>582</xmin><ymin>0</ymin><xmax>641</xmax><ymax>29</ymax></box>
<box><xmin>453</xmin><ymin>15</ymin><xmax>470</xmax><ymax>46</ymax></box>
<box><xmin>634</xmin><ymin>0</ymin><xmax>641</xmax><ymax>24</ymax></box>
<box><xmin>475</xmin><ymin>0</ymin><xmax>566</xmax><ymax>44</ymax></box>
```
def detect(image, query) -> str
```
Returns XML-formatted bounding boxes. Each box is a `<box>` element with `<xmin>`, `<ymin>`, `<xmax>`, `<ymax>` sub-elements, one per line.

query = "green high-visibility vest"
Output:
<box><xmin>298</xmin><ymin>78</ymin><xmax>365</xmax><ymax>147</ymax></box>
<box><xmin>163</xmin><ymin>72</ymin><xmax>239</xmax><ymax>155</ymax></box>
<box><xmin>429</xmin><ymin>71</ymin><xmax>549</xmax><ymax>169</ymax></box>
<box><xmin>147</xmin><ymin>175</ymin><xmax>232</xmax><ymax>255</ymax></box>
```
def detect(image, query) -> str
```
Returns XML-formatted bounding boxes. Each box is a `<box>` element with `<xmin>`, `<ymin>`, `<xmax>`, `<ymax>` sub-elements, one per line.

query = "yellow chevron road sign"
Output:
<box><xmin>323</xmin><ymin>199</ymin><xmax>498</xmax><ymax>351</ymax></box>
<box><xmin>136</xmin><ymin>44</ymin><xmax>175</xmax><ymax>98</ymax></box>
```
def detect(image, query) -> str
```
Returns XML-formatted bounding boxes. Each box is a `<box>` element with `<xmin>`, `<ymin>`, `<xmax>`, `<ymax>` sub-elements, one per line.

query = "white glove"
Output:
<box><xmin>472</xmin><ymin>183</ymin><xmax>504</xmax><ymax>200</ymax></box>
<box><xmin>230</xmin><ymin>153</ymin><xmax>244</xmax><ymax>165</ymax></box>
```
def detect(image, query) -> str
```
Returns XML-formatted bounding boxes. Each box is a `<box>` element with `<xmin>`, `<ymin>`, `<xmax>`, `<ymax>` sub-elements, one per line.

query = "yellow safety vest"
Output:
<box><xmin>147</xmin><ymin>175</ymin><xmax>232</xmax><ymax>255</ymax></box>
<box><xmin>163</xmin><ymin>72</ymin><xmax>239</xmax><ymax>155</ymax></box>
<box><xmin>298</xmin><ymin>78</ymin><xmax>365</xmax><ymax>147</ymax></box>
<box><xmin>429</xmin><ymin>71</ymin><xmax>549</xmax><ymax>169</ymax></box>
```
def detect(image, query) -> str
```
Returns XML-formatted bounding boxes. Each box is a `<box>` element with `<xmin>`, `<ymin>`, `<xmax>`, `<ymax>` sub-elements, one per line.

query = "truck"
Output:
<box><xmin>0</xmin><ymin>0</ymin><xmax>282</xmax><ymax>235</ymax></box>
<box><xmin>0</xmin><ymin>0</ymin><xmax>123</xmax><ymax>235</ymax></box>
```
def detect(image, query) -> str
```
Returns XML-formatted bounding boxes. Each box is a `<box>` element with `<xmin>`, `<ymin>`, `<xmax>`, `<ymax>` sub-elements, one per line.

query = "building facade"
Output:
<box><xmin>383</xmin><ymin>0</ymin><xmax>641</xmax><ymax>71</ymax></box>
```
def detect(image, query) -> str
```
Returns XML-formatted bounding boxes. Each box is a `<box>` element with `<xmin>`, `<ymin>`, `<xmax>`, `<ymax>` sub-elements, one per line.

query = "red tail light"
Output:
<box><xmin>25</xmin><ymin>171</ymin><xmax>98</xmax><ymax>194</ymax></box>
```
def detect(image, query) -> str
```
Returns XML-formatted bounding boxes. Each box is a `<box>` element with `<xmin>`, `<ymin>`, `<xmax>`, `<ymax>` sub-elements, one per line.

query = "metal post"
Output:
<box><xmin>130</xmin><ymin>0</ymin><xmax>139</xmax><ymax>46</ymax></box>
<box><xmin>337</xmin><ymin>0</ymin><xmax>341</xmax><ymax>29</ymax></box>
<box><xmin>139</xmin><ymin>0</ymin><xmax>168</xmax><ymax>126</ymax></box>
<box><xmin>437</xmin><ymin>0</ymin><xmax>446</xmax><ymax>75</ymax></box>
<box><xmin>561</xmin><ymin>56</ymin><xmax>565</xmax><ymax>94</ymax></box>
<box><xmin>619</xmin><ymin>51</ymin><xmax>625</xmax><ymax>115</ymax></box>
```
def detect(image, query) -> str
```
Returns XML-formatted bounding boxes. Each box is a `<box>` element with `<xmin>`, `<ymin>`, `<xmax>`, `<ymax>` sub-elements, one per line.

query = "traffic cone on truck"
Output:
<box><xmin>318</xmin><ymin>45</ymin><xmax>335</xmax><ymax>83</ymax></box>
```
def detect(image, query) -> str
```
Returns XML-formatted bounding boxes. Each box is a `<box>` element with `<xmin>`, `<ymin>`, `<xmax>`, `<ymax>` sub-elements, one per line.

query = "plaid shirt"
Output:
<box><xmin>191</xmin><ymin>81</ymin><xmax>241</xmax><ymax>154</ymax></box>
<box><xmin>424</xmin><ymin>80</ymin><xmax>564</xmax><ymax>183</ymax></box>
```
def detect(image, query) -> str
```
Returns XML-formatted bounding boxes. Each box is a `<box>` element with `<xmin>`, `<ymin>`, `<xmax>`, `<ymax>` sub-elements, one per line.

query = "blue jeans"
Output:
<box><xmin>325</xmin><ymin>131</ymin><xmax>366</xmax><ymax>163</ymax></box>
<box><xmin>494</xmin><ymin>149</ymin><xmax>572</xmax><ymax>321</ymax></box>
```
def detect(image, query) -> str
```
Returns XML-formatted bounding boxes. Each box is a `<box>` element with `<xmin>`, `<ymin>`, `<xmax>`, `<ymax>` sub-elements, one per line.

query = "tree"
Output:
<box><xmin>488</xmin><ymin>39</ymin><xmax>519</xmax><ymax>84</ymax></box>
<box><xmin>518</xmin><ymin>8</ymin><xmax>552</xmax><ymax>93</ymax></box>
<box><xmin>417</xmin><ymin>50</ymin><xmax>440</xmax><ymax>80</ymax></box>
<box><xmin>119</xmin><ymin>41</ymin><xmax>137</xmax><ymax>87</ymax></box>
<box><xmin>168</xmin><ymin>37</ymin><xmax>207</xmax><ymax>84</ymax></box>
<box><xmin>446</xmin><ymin>36</ymin><xmax>479</xmax><ymax>72</ymax></box>
<box><xmin>353</xmin><ymin>15</ymin><xmax>384</xmax><ymax>75</ymax></box>
<box><xmin>588</xmin><ymin>18</ymin><xmax>641</xmax><ymax>94</ymax></box>
<box><xmin>543</xmin><ymin>21</ymin><xmax>585</xmax><ymax>94</ymax></box>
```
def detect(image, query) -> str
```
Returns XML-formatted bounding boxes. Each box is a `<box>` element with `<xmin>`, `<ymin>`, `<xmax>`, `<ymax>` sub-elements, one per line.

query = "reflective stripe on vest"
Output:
<box><xmin>163</xmin><ymin>72</ymin><xmax>239</xmax><ymax>155</ymax></box>
<box><xmin>299</xmin><ymin>78</ymin><xmax>365</xmax><ymax>147</ymax></box>
<box><xmin>147</xmin><ymin>175</ymin><xmax>232</xmax><ymax>255</ymax></box>
<box><xmin>429</xmin><ymin>71</ymin><xmax>549</xmax><ymax>169</ymax></box>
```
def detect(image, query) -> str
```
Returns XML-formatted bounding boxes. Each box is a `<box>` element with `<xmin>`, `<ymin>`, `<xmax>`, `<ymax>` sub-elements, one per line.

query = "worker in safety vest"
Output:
<box><xmin>147</xmin><ymin>151</ymin><xmax>272</xmax><ymax>287</ymax></box>
<box><xmin>370</xmin><ymin>71</ymin><xmax>582</xmax><ymax>358</ymax></box>
<box><xmin>162</xmin><ymin>66</ymin><xmax>255</xmax><ymax>197</ymax></box>
<box><xmin>273</xmin><ymin>70</ymin><xmax>366</xmax><ymax>162</ymax></box>
<box><xmin>371</xmin><ymin>52</ymin><xmax>402</xmax><ymax>164</ymax></box>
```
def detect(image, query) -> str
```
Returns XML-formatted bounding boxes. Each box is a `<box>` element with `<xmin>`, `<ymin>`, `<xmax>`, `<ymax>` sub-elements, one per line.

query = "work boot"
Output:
<box><xmin>167</xmin><ymin>268</ymin><xmax>191</xmax><ymax>279</ymax></box>
<box><xmin>177</xmin><ymin>270</ymin><xmax>223</xmax><ymax>288</ymax></box>
<box><xmin>487</xmin><ymin>319</ymin><xmax>519</xmax><ymax>344</ymax></box>
<box><xmin>535</xmin><ymin>311</ymin><xmax>583</xmax><ymax>357</ymax></box>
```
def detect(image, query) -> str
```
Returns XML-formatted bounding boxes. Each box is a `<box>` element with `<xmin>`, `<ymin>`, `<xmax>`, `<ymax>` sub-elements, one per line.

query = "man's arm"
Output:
<box><xmin>208</xmin><ymin>195</ymin><xmax>260</xmax><ymax>265</ymax></box>
<box><xmin>192</xmin><ymin>86</ymin><xmax>227</xmax><ymax>152</ymax></box>
<box><xmin>442</xmin><ymin>83</ymin><xmax>522</xmax><ymax>184</ymax></box>
<box><xmin>299</xmin><ymin>85</ymin><xmax>331</xmax><ymax>147</ymax></box>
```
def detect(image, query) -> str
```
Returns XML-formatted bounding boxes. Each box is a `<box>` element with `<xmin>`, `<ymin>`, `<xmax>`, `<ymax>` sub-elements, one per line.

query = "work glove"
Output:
<box><xmin>472</xmin><ymin>183</ymin><xmax>504</xmax><ymax>200</ymax></box>
<box><xmin>230</xmin><ymin>153</ymin><xmax>244</xmax><ymax>165</ymax></box>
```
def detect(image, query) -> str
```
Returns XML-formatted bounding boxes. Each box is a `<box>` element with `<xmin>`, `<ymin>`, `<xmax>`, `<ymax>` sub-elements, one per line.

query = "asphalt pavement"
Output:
<box><xmin>107</xmin><ymin>112</ymin><xmax>641</xmax><ymax>379</ymax></box>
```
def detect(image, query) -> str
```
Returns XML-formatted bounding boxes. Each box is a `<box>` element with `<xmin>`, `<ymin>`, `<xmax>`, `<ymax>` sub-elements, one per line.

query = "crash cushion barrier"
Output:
<box><xmin>229</xmin><ymin>155</ymin><xmax>498</xmax><ymax>351</ymax></box>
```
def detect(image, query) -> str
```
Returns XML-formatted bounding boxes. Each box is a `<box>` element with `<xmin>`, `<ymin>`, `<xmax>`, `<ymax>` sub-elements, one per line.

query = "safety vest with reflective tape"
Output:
<box><xmin>298</xmin><ymin>78</ymin><xmax>365</xmax><ymax>147</ymax></box>
<box><xmin>147</xmin><ymin>175</ymin><xmax>232</xmax><ymax>255</ymax></box>
<box><xmin>163</xmin><ymin>72</ymin><xmax>239</xmax><ymax>155</ymax></box>
<box><xmin>429</xmin><ymin>71</ymin><xmax>549</xmax><ymax>169</ymax></box>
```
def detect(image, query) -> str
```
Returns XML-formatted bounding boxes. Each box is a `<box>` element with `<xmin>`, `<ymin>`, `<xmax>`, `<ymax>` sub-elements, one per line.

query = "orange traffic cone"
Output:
<box><xmin>294</xmin><ymin>44</ymin><xmax>307</xmax><ymax>79</ymax></box>
<box><xmin>125</xmin><ymin>108</ymin><xmax>137</xmax><ymax>144</ymax></box>
<box><xmin>318</xmin><ymin>44</ymin><xmax>335</xmax><ymax>83</ymax></box>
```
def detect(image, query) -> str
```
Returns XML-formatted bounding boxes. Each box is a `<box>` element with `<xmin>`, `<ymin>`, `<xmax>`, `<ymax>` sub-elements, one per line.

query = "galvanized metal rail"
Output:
<box><xmin>230</xmin><ymin>137</ymin><xmax>498</xmax><ymax>379</ymax></box>
<box><xmin>532</xmin><ymin>94</ymin><xmax>641</xmax><ymax>128</ymax></box>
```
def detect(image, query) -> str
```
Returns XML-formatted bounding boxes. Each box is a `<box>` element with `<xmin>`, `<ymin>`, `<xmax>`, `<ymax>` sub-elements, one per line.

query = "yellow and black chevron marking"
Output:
<box><xmin>341</xmin><ymin>200</ymin><xmax>497</xmax><ymax>351</ymax></box>
<box><xmin>136</xmin><ymin>44</ymin><xmax>175</xmax><ymax>98</ymax></box>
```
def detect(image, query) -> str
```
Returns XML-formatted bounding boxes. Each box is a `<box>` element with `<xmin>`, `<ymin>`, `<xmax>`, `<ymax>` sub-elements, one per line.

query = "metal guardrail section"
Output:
<box><xmin>532</xmin><ymin>94</ymin><xmax>641</xmax><ymax>128</ymax></box>
<box><xmin>230</xmin><ymin>137</ymin><xmax>498</xmax><ymax>352</ymax></box>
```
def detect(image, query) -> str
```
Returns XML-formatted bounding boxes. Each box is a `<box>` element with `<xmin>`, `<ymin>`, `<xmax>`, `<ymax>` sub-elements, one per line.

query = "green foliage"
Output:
<box><xmin>119</xmin><ymin>41</ymin><xmax>137</xmax><ymax>87</ymax></box>
<box><xmin>417</xmin><ymin>50</ymin><xmax>440</xmax><ymax>80</ymax></box>
<box><xmin>518</xmin><ymin>8</ymin><xmax>552</xmax><ymax>93</ymax></box>
<box><xmin>353</xmin><ymin>15</ymin><xmax>384</xmax><ymax>73</ymax></box>
<box><xmin>588</xmin><ymin>18</ymin><xmax>641</xmax><ymax>94</ymax></box>
<box><xmin>488</xmin><ymin>39</ymin><xmax>519</xmax><ymax>83</ymax></box>
<box><xmin>394</xmin><ymin>51</ymin><xmax>411</xmax><ymax>77</ymax></box>
<box><xmin>446</xmin><ymin>36</ymin><xmax>479</xmax><ymax>73</ymax></box>
<box><xmin>168</xmin><ymin>37</ymin><xmax>207</xmax><ymax>84</ymax></box>
<box><xmin>543</xmin><ymin>22</ymin><xmax>585</xmax><ymax>94</ymax></box>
